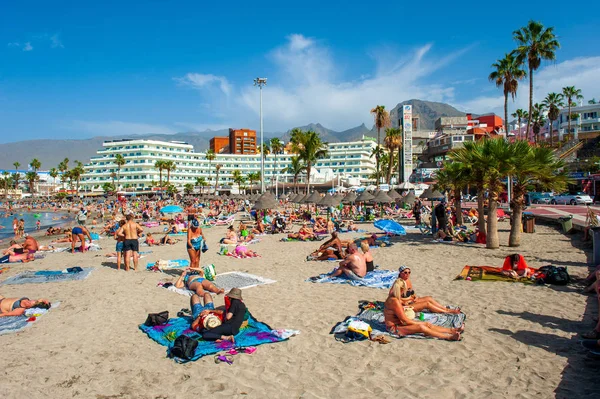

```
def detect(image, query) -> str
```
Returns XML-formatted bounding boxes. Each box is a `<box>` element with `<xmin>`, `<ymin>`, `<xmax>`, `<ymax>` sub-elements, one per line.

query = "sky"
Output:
<box><xmin>1</xmin><ymin>0</ymin><xmax>599</xmax><ymax>143</ymax></box>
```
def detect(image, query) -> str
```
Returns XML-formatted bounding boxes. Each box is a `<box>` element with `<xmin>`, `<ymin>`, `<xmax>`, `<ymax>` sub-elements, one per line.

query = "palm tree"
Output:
<box><xmin>562</xmin><ymin>86</ymin><xmax>584</xmax><ymax>140</ymax></box>
<box><xmin>370</xmin><ymin>105</ymin><xmax>390</xmax><ymax>184</ymax></box>
<box><xmin>281</xmin><ymin>156</ymin><xmax>306</xmax><ymax>194</ymax></box>
<box><xmin>205</xmin><ymin>149</ymin><xmax>216</xmax><ymax>189</ymax></box>
<box><xmin>512</xmin><ymin>109</ymin><xmax>528</xmax><ymax>140</ymax></box>
<box><xmin>164</xmin><ymin>160</ymin><xmax>176</xmax><ymax>185</ymax></box>
<box><xmin>71</xmin><ymin>161</ymin><xmax>85</xmax><ymax>196</ymax></box>
<box><xmin>589</xmin><ymin>98</ymin><xmax>597</xmax><ymax>105</ymax></box>
<box><xmin>114</xmin><ymin>154</ymin><xmax>126</xmax><ymax>190</ymax></box>
<box><xmin>290</xmin><ymin>130</ymin><xmax>328</xmax><ymax>191</ymax></box>
<box><xmin>232</xmin><ymin>169</ymin><xmax>245</xmax><ymax>193</ymax></box>
<box><xmin>154</xmin><ymin>160</ymin><xmax>165</xmax><ymax>189</ymax></box>
<box><xmin>383</xmin><ymin>127</ymin><xmax>402</xmax><ymax>184</ymax></box>
<box><xmin>434</xmin><ymin>162</ymin><xmax>471</xmax><ymax>226</ymax></box>
<box><xmin>58</xmin><ymin>158</ymin><xmax>69</xmax><ymax>190</ymax></box>
<box><xmin>214</xmin><ymin>164</ymin><xmax>222</xmax><ymax>192</ymax></box>
<box><xmin>508</xmin><ymin>141</ymin><xmax>567</xmax><ymax>247</ymax></box>
<box><xmin>247</xmin><ymin>172</ymin><xmax>260</xmax><ymax>194</ymax></box>
<box><xmin>184</xmin><ymin>183</ymin><xmax>195</xmax><ymax>195</ymax></box>
<box><xmin>49</xmin><ymin>168</ymin><xmax>59</xmax><ymax>195</ymax></box>
<box><xmin>30</xmin><ymin>158</ymin><xmax>41</xmax><ymax>172</ymax></box>
<box><xmin>513</xmin><ymin>21</ymin><xmax>560</xmax><ymax>138</ymax></box>
<box><xmin>2</xmin><ymin>171</ymin><xmax>11</xmax><ymax>196</ymax></box>
<box><xmin>195</xmin><ymin>177</ymin><xmax>208</xmax><ymax>194</ymax></box>
<box><xmin>12</xmin><ymin>162</ymin><xmax>21</xmax><ymax>190</ymax></box>
<box><xmin>489</xmin><ymin>53</ymin><xmax>526</xmax><ymax>137</ymax></box>
<box><xmin>270</xmin><ymin>138</ymin><xmax>284</xmax><ymax>190</ymax></box>
<box><xmin>542</xmin><ymin>93</ymin><xmax>564</xmax><ymax>146</ymax></box>
<box><xmin>531</xmin><ymin>103</ymin><xmax>546</xmax><ymax>143</ymax></box>
<box><xmin>25</xmin><ymin>171</ymin><xmax>38</xmax><ymax>194</ymax></box>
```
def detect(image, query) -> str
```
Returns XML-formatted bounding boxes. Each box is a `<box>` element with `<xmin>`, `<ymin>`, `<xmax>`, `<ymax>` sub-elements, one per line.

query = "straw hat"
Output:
<box><xmin>226</xmin><ymin>287</ymin><xmax>243</xmax><ymax>300</ymax></box>
<box><xmin>203</xmin><ymin>314</ymin><xmax>222</xmax><ymax>329</ymax></box>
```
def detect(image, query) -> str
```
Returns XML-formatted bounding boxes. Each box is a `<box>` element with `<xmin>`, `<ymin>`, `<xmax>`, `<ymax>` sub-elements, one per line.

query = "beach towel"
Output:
<box><xmin>0</xmin><ymin>268</ymin><xmax>93</xmax><ymax>285</ymax></box>
<box><xmin>219</xmin><ymin>252</ymin><xmax>261</xmax><ymax>259</ymax></box>
<box><xmin>307</xmin><ymin>269</ymin><xmax>397</xmax><ymax>289</ymax></box>
<box><xmin>455</xmin><ymin>265</ymin><xmax>538</xmax><ymax>284</ymax></box>
<box><xmin>146</xmin><ymin>259</ymin><xmax>190</xmax><ymax>271</ymax></box>
<box><xmin>160</xmin><ymin>271</ymin><xmax>277</xmax><ymax>297</ymax></box>
<box><xmin>0</xmin><ymin>302</ymin><xmax>60</xmax><ymax>336</ymax></box>
<box><xmin>330</xmin><ymin>301</ymin><xmax>465</xmax><ymax>341</ymax></box>
<box><xmin>139</xmin><ymin>313</ymin><xmax>295</xmax><ymax>362</ymax></box>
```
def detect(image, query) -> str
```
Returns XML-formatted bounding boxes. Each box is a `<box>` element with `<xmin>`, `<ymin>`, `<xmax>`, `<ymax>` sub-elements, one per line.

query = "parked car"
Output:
<box><xmin>550</xmin><ymin>192</ymin><xmax>593</xmax><ymax>205</ymax></box>
<box><xmin>529</xmin><ymin>192</ymin><xmax>554</xmax><ymax>204</ymax></box>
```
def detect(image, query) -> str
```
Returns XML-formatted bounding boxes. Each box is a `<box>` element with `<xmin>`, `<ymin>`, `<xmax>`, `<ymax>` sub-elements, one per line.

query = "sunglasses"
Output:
<box><xmin>400</xmin><ymin>270</ymin><xmax>411</xmax><ymax>275</ymax></box>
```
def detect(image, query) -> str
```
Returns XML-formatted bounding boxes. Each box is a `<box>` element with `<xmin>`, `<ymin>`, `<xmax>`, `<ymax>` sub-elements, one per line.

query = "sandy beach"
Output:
<box><xmin>1</xmin><ymin>220</ymin><xmax>599</xmax><ymax>398</ymax></box>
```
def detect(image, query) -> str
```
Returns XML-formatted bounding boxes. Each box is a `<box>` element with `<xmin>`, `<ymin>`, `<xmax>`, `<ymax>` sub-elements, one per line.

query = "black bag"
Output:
<box><xmin>538</xmin><ymin>266</ymin><xmax>570</xmax><ymax>285</ymax></box>
<box><xmin>144</xmin><ymin>311</ymin><xmax>169</xmax><ymax>326</ymax></box>
<box><xmin>169</xmin><ymin>335</ymin><xmax>198</xmax><ymax>360</ymax></box>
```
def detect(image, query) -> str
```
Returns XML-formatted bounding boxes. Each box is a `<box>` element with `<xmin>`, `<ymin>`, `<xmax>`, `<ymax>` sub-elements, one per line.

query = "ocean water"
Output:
<box><xmin>0</xmin><ymin>212</ymin><xmax>72</xmax><ymax>241</ymax></box>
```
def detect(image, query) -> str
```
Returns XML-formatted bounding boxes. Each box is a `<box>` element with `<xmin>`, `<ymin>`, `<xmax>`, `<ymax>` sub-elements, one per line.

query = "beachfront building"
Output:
<box><xmin>79</xmin><ymin>138</ymin><xmax>377</xmax><ymax>194</ymax></box>
<box><xmin>558</xmin><ymin>103</ymin><xmax>600</xmax><ymax>140</ymax></box>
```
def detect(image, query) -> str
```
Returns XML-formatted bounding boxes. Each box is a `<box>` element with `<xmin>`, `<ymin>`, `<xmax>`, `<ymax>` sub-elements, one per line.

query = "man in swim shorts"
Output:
<box><xmin>329</xmin><ymin>243</ymin><xmax>366</xmax><ymax>280</ymax></box>
<box><xmin>117</xmin><ymin>213</ymin><xmax>143</xmax><ymax>271</ymax></box>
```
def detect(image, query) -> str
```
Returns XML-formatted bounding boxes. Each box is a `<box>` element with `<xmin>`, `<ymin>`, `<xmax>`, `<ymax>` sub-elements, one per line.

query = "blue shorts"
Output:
<box><xmin>192</xmin><ymin>302</ymin><xmax>215</xmax><ymax>319</ymax></box>
<box><xmin>72</xmin><ymin>227</ymin><xmax>83</xmax><ymax>235</ymax></box>
<box><xmin>116</xmin><ymin>241</ymin><xmax>124</xmax><ymax>252</ymax></box>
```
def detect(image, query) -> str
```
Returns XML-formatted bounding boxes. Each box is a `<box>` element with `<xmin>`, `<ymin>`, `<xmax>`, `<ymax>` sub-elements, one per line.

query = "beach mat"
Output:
<box><xmin>1</xmin><ymin>268</ymin><xmax>93</xmax><ymax>285</ymax></box>
<box><xmin>455</xmin><ymin>265</ymin><xmax>537</xmax><ymax>284</ymax></box>
<box><xmin>331</xmin><ymin>301</ymin><xmax>465</xmax><ymax>341</ymax></box>
<box><xmin>161</xmin><ymin>271</ymin><xmax>277</xmax><ymax>296</ymax></box>
<box><xmin>139</xmin><ymin>313</ymin><xmax>295</xmax><ymax>362</ymax></box>
<box><xmin>307</xmin><ymin>269</ymin><xmax>397</xmax><ymax>289</ymax></box>
<box><xmin>0</xmin><ymin>303</ymin><xmax>60</xmax><ymax>336</ymax></box>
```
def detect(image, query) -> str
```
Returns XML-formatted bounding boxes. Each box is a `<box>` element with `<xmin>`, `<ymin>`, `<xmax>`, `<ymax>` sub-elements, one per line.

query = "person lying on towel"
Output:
<box><xmin>396</xmin><ymin>265</ymin><xmax>461</xmax><ymax>314</ymax></box>
<box><xmin>191</xmin><ymin>288</ymin><xmax>247</xmax><ymax>344</ymax></box>
<box><xmin>502</xmin><ymin>254</ymin><xmax>531</xmax><ymax>279</ymax></box>
<box><xmin>384</xmin><ymin>278</ymin><xmax>462</xmax><ymax>340</ymax></box>
<box><xmin>0</xmin><ymin>295</ymin><xmax>50</xmax><ymax>317</ymax></box>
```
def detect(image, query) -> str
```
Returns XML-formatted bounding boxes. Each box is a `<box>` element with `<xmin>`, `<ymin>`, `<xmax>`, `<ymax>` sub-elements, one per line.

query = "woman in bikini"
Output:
<box><xmin>186</xmin><ymin>219</ymin><xmax>206</xmax><ymax>269</ymax></box>
<box><xmin>384</xmin><ymin>278</ymin><xmax>462</xmax><ymax>340</ymax></box>
<box><xmin>175</xmin><ymin>268</ymin><xmax>224</xmax><ymax>296</ymax></box>
<box><xmin>396</xmin><ymin>266</ymin><xmax>461</xmax><ymax>314</ymax></box>
<box><xmin>220</xmin><ymin>226</ymin><xmax>238</xmax><ymax>245</ymax></box>
<box><xmin>360</xmin><ymin>241</ymin><xmax>375</xmax><ymax>272</ymax></box>
<box><xmin>0</xmin><ymin>296</ymin><xmax>50</xmax><ymax>317</ymax></box>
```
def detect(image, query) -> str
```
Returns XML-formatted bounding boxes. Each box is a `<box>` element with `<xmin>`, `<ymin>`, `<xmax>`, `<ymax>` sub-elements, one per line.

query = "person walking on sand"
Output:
<box><xmin>117</xmin><ymin>213</ymin><xmax>143</xmax><ymax>271</ymax></box>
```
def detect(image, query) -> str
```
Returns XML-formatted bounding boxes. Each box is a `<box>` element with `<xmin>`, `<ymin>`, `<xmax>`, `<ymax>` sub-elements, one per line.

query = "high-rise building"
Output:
<box><xmin>209</xmin><ymin>137</ymin><xmax>229</xmax><ymax>154</ymax></box>
<box><xmin>229</xmin><ymin>128</ymin><xmax>257</xmax><ymax>154</ymax></box>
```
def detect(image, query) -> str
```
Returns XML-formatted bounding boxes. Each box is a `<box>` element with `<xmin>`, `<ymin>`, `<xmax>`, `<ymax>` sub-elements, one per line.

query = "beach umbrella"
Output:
<box><xmin>342</xmin><ymin>192</ymin><xmax>357</xmax><ymax>204</ymax></box>
<box><xmin>398</xmin><ymin>182</ymin><xmax>416</xmax><ymax>190</ymax></box>
<box><xmin>306</xmin><ymin>191</ymin><xmax>322</xmax><ymax>204</ymax></box>
<box><xmin>402</xmin><ymin>192</ymin><xmax>416</xmax><ymax>204</ymax></box>
<box><xmin>161</xmin><ymin>205</ymin><xmax>183</xmax><ymax>213</ymax></box>
<box><xmin>387</xmin><ymin>190</ymin><xmax>402</xmax><ymax>201</ymax></box>
<box><xmin>419</xmin><ymin>187</ymin><xmax>444</xmax><ymax>200</ymax></box>
<box><xmin>253</xmin><ymin>195</ymin><xmax>278</xmax><ymax>210</ymax></box>
<box><xmin>355</xmin><ymin>190</ymin><xmax>374</xmax><ymax>203</ymax></box>
<box><xmin>372</xmin><ymin>190</ymin><xmax>394</xmax><ymax>204</ymax></box>
<box><xmin>318</xmin><ymin>194</ymin><xmax>341</xmax><ymax>207</ymax></box>
<box><xmin>374</xmin><ymin>219</ymin><xmax>407</xmax><ymax>235</ymax></box>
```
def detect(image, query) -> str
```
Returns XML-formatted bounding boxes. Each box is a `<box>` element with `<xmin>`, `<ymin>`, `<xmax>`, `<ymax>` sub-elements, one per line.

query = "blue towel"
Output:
<box><xmin>307</xmin><ymin>269</ymin><xmax>398</xmax><ymax>289</ymax></box>
<box><xmin>146</xmin><ymin>259</ymin><xmax>190</xmax><ymax>270</ymax></box>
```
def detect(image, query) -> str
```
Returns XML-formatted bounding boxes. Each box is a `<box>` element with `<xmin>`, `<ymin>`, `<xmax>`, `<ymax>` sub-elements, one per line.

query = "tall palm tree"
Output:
<box><xmin>195</xmin><ymin>176</ymin><xmax>208</xmax><ymax>194</ymax></box>
<box><xmin>164</xmin><ymin>160</ymin><xmax>176</xmax><ymax>185</ymax></box>
<box><xmin>214</xmin><ymin>164</ymin><xmax>222</xmax><ymax>192</ymax></box>
<box><xmin>2</xmin><ymin>171</ymin><xmax>11</xmax><ymax>196</ymax></box>
<box><xmin>205</xmin><ymin>149</ymin><xmax>216</xmax><ymax>189</ymax></box>
<box><xmin>270</xmin><ymin>138</ymin><xmax>284</xmax><ymax>190</ymax></box>
<box><xmin>30</xmin><ymin>158</ymin><xmax>41</xmax><ymax>172</ymax></box>
<box><xmin>290</xmin><ymin>130</ymin><xmax>328</xmax><ymax>191</ymax></box>
<box><xmin>281</xmin><ymin>156</ymin><xmax>306</xmax><ymax>194</ymax></box>
<box><xmin>434</xmin><ymin>162</ymin><xmax>471</xmax><ymax>226</ymax></box>
<box><xmin>531</xmin><ymin>103</ymin><xmax>546</xmax><ymax>143</ymax></box>
<box><xmin>232</xmin><ymin>169</ymin><xmax>245</xmax><ymax>193</ymax></box>
<box><xmin>154</xmin><ymin>160</ymin><xmax>165</xmax><ymax>189</ymax></box>
<box><xmin>247</xmin><ymin>172</ymin><xmax>260</xmax><ymax>194</ymax></box>
<box><xmin>49</xmin><ymin>168</ymin><xmax>59</xmax><ymax>195</ymax></box>
<box><xmin>512</xmin><ymin>109</ymin><xmax>528</xmax><ymax>140</ymax></box>
<box><xmin>542</xmin><ymin>92</ymin><xmax>564</xmax><ymax>146</ymax></box>
<box><xmin>25</xmin><ymin>171</ymin><xmax>38</xmax><ymax>194</ymax></box>
<box><xmin>589</xmin><ymin>98</ymin><xmax>597</xmax><ymax>105</ymax></box>
<box><xmin>489</xmin><ymin>53</ymin><xmax>526</xmax><ymax>137</ymax></box>
<box><xmin>71</xmin><ymin>161</ymin><xmax>85</xmax><ymax>196</ymax></box>
<box><xmin>513</xmin><ymin>20</ymin><xmax>560</xmax><ymax>138</ymax></box>
<box><xmin>58</xmin><ymin>159</ymin><xmax>69</xmax><ymax>190</ymax></box>
<box><xmin>114</xmin><ymin>154</ymin><xmax>126</xmax><ymax>190</ymax></box>
<box><xmin>508</xmin><ymin>141</ymin><xmax>567</xmax><ymax>246</ymax></box>
<box><xmin>383</xmin><ymin>127</ymin><xmax>402</xmax><ymax>184</ymax></box>
<box><xmin>370</xmin><ymin>105</ymin><xmax>390</xmax><ymax>184</ymax></box>
<box><xmin>12</xmin><ymin>162</ymin><xmax>21</xmax><ymax>190</ymax></box>
<box><xmin>562</xmin><ymin>86</ymin><xmax>584</xmax><ymax>140</ymax></box>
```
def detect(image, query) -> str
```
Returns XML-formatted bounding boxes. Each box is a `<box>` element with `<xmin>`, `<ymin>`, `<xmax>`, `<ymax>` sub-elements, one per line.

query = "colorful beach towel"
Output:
<box><xmin>146</xmin><ymin>259</ymin><xmax>190</xmax><ymax>271</ymax></box>
<box><xmin>0</xmin><ymin>303</ymin><xmax>60</xmax><ymax>336</ymax></box>
<box><xmin>219</xmin><ymin>252</ymin><xmax>261</xmax><ymax>259</ymax></box>
<box><xmin>160</xmin><ymin>271</ymin><xmax>277</xmax><ymax>297</ymax></box>
<box><xmin>307</xmin><ymin>269</ymin><xmax>397</xmax><ymax>289</ymax></box>
<box><xmin>139</xmin><ymin>313</ymin><xmax>295</xmax><ymax>362</ymax></box>
<box><xmin>330</xmin><ymin>301</ymin><xmax>465</xmax><ymax>340</ymax></box>
<box><xmin>0</xmin><ymin>268</ymin><xmax>93</xmax><ymax>285</ymax></box>
<box><xmin>455</xmin><ymin>265</ymin><xmax>537</xmax><ymax>284</ymax></box>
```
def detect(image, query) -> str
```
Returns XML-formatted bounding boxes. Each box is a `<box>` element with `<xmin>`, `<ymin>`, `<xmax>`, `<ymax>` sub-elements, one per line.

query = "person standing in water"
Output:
<box><xmin>117</xmin><ymin>213</ymin><xmax>143</xmax><ymax>271</ymax></box>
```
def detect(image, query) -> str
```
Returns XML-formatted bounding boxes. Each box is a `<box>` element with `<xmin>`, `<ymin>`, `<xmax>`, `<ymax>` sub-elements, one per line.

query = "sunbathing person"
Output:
<box><xmin>234</xmin><ymin>244</ymin><xmax>258</xmax><ymax>258</ymax></box>
<box><xmin>397</xmin><ymin>265</ymin><xmax>460</xmax><ymax>314</ymax></box>
<box><xmin>347</xmin><ymin>220</ymin><xmax>358</xmax><ymax>232</ymax></box>
<box><xmin>3</xmin><ymin>240</ymin><xmax>23</xmax><ymax>256</ymax></box>
<box><xmin>252</xmin><ymin>219</ymin><xmax>265</xmax><ymax>234</ymax></box>
<box><xmin>288</xmin><ymin>223</ymin><xmax>316</xmax><ymax>240</ymax></box>
<box><xmin>501</xmin><ymin>254</ymin><xmax>531</xmax><ymax>279</ymax></box>
<box><xmin>0</xmin><ymin>252</ymin><xmax>35</xmax><ymax>263</ymax></box>
<box><xmin>360</xmin><ymin>240</ymin><xmax>375</xmax><ymax>272</ymax></box>
<box><xmin>175</xmin><ymin>267</ymin><xmax>224</xmax><ymax>296</ymax></box>
<box><xmin>582</xmin><ymin>272</ymin><xmax>600</xmax><ymax>340</ymax></box>
<box><xmin>0</xmin><ymin>296</ymin><xmax>51</xmax><ymax>316</ymax></box>
<box><xmin>384</xmin><ymin>278</ymin><xmax>462</xmax><ymax>340</ymax></box>
<box><xmin>309</xmin><ymin>232</ymin><xmax>345</xmax><ymax>261</ymax></box>
<box><xmin>220</xmin><ymin>226</ymin><xmax>238</xmax><ymax>245</ymax></box>
<box><xmin>195</xmin><ymin>288</ymin><xmax>247</xmax><ymax>343</ymax></box>
<box><xmin>160</xmin><ymin>234</ymin><xmax>177</xmax><ymax>245</ymax></box>
<box><xmin>22</xmin><ymin>235</ymin><xmax>39</xmax><ymax>253</ymax></box>
<box><xmin>145</xmin><ymin>233</ymin><xmax>159</xmax><ymax>246</ymax></box>
<box><xmin>329</xmin><ymin>243</ymin><xmax>366</xmax><ymax>279</ymax></box>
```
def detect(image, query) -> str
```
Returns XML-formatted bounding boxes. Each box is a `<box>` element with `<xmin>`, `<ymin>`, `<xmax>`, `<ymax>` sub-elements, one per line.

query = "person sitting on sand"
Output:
<box><xmin>0</xmin><ymin>296</ymin><xmax>51</xmax><ymax>317</ymax></box>
<box><xmin>329</xmin><ymin>243</ymin><xmax>366</xmax><ymax>279</ymax></box>
<box><xmin>309</xmin><ymin>232</ymin><xmax>345</xmax><ymax>261</ymax></box>
<box><xmin>196</xmin><ymin>288</ymin><xmax>247</xmax><ymax>343</ymax></box>
<box><xmin>3</xmin><ymin>240</ymin><xmax>23</xmax><ymax>256</ymax></box>
<box><xmin>396</xmin><ymin>265</ymin><xmax>461</xmax><ymax>314</ymax></box>
<box><xmin>360</xmin><ymin>240</ymin><xmax>375</xmax><ymax>272</ymax></box>
<box><xmin>252</xmin><ymin>219</ymin><xmax>265</xmax><ymax>234</ymax></box>
<box><xmin>435</xmin><ymin>229</ymin><xmax>454</xmax><ymax>242</ymax></box>
<box><xmin>501</xmin><ymin>254</ymin><xmax>531</xmax><ymax>279</ymax></box>
<box><xmin>22</xmin><ymin>235</ymin><xmax>39</xmax><ymax>254</ymax></box>
<box><xmin>347</xmin><ymin>220</ymin><xmax>358</xmax><ymax>232</ymax></box>
<box><xmin>288</xmin><ymin>223</ymin><xmax>315</xmax><ymax>241</ymax></box>
<box><xmin>71</xmin><ymin>225</ymin><xmax>93</xmax><ymax>253</ymax></box>
<box><xmin>175</xmin><ymin>267</ymin><xmax>224</xmax><ymax>297</ymax></box>
<box><xmin>384</xmin><ymin>278</ymin><xmax>462</xmax><ymax>340</ymax></box>
<box><xmin>220</xmin><ymin>226</ymin><xmax>238</xmax><ymax>245</ymax></box>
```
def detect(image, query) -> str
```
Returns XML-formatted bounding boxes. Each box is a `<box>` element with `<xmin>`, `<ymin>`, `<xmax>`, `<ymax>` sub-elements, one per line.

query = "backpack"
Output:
<box><xmin>144</xmin><ymin>311</ymin><xmax>169</xmax><ymax>327</ymax></box>
<box><xmin>169</xmin><ymin>335</ymin><xmax>198</xmax><ymax>360</ymax></box>
<box><xmin>538</xmin><ymin>266</ymin><xmax>570</xmax><ymax>285</ymax></box>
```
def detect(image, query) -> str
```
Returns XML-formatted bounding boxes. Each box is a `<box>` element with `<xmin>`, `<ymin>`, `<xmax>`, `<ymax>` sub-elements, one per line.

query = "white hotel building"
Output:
<box><xmin>80</xmin><ymin>138</ymin><xmax>377</xmax><ymax>193</ymax></box>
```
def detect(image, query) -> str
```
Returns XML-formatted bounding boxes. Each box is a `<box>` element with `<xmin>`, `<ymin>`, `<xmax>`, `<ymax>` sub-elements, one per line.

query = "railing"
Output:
<box><xmin>554</xmin><ymin>139</ymin><xmax>584</xmax><ymax>160</ymax></box>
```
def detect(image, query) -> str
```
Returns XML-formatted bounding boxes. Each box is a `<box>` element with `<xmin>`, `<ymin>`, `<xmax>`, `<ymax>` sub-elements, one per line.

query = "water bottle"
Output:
<box><xmin>419</xmin><ymin>312</ymin><xmax>425</xmax><ymax>321</ymax></box>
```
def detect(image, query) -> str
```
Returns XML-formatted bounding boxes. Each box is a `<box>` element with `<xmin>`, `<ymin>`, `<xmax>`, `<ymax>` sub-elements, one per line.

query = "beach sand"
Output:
<box><xmin>1</xmin><ymin>221</ymin><xmax>598</xmax><ymax>398</ymax></box>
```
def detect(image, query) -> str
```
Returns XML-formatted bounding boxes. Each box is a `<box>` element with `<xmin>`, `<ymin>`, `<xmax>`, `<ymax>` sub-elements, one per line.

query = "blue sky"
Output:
<box><xmin>1</xmin><ymin>0</ymin><xmax>599</xmax><ymax>143</ymax></box>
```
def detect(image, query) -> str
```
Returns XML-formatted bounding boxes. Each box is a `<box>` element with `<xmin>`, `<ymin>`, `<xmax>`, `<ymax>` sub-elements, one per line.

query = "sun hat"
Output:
<box><xmin>398</xmin><ymin>265</ymin><xmax>410</xmax><ymax>273</ymax></box>
<box><xmin>202</xmin><ymin>314</ymin><xmax>222</xmax><ymax>329</ymax></box>
<box><xmin>226</xmin><ymin>287</ymin><xmax>243</xmax><ymax>300</ymax></box>
<box><xmin>191</xmin><ymin>219</ymin><xmax>200</xmax><ymax>228</ymax></box>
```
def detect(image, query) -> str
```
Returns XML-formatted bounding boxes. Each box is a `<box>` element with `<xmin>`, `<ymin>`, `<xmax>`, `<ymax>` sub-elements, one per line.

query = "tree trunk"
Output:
<box><xmin>526</xmin><ymin>66</ymin><xmax>533</xmax><ymax>138</ymax></box>
<box><xmin>477</xmin><ymin>186</ymin><xmax>486</xmax><ymax>234</ymax></box>
<box><xmin>387</xmin><ymin>150</ymin><xmax>394</xmax><ymax>184</ymax></box>
<box><xmin>549</xmin><ymin>119</ymin><xmax>553</xmax><ymax>147</ymax></box>
<box><xmin>306</xmin><ymin>163</ymin><xmax>311</xmax><ymax>192</ymax></box>
<box><xmin>504</xmin><ymin>91</ymin><xmax>508</xmax><ymax>141</ymax></box>
<box><xmin>508</xmin><ymin>195</ymin><xmax>524</xmax><ymax>247</ymax></box>
<box><xmin>568</xmin><ymin>102</ymin><xmax>572</xmax><ymax>141</ymax></box>
<box><xmin>517</xmin><ymin>117</ymin><xmax>521</xmax><ymax>140</ymax></box>
<box><xmin>454</xmin><ymin>188</ymin><xmax>463</xmax><ymax>225</ymax></box>
<box><xmin>486</xmin><ymin>196</ymin><xmax>500</xmax><ymax>249</ymax></box>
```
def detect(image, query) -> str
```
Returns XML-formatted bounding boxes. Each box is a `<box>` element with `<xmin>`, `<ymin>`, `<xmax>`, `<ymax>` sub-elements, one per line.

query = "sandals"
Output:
<box><xmin>582</xmin><ymin>330</ymin><xmax>600</xmax><ymax>339</ymax></box>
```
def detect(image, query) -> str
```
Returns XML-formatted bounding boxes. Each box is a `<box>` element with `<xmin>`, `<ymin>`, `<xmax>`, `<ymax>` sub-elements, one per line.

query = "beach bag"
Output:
<box><xmin>403</xmin><ymin>307</ymin><xmax>416</xmax><ymax>320</ymax></box>
<box><xmin>144</xmin><ymin>310</ymin><xmax>169</xmax><ymax>327</ymax></box>
<box><xmin>538</xmin><ymin>266</ymin><xmax>570</xmax><ymax>285</ymax></box>
<box><xmin>201</xmin><ymin>240</ymin><xmax>209</xmax><ymax>253</ymax></box>
<box><xmin>169</xmin><ymin>335</ymin><xmax>198</xmax><ymax>360</ymax></box>
<box><xmin>203</xmin><ymin>264</ymin><xmax>216</xmax><ymax>281</ymax></box>
<box><xmin>347</xmin><ymin>320</ymin><xmax>372</xmax><ymax>339</ymax></box>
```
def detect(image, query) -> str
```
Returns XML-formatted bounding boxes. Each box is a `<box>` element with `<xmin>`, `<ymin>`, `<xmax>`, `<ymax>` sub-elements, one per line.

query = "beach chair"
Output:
<box><xmin>418</xmin><ymin>214</ymin><xmax>432</xmax><ymax>235</ymax></box>
<box><xmin>215</xmin><ymin>215</ymin><xmax>235</xmax><ymax>226</ymax></box>
<box><xmin>496</xmin><ymin>209</ymin><xmax>509</xmax><ymax>222</ymax></box>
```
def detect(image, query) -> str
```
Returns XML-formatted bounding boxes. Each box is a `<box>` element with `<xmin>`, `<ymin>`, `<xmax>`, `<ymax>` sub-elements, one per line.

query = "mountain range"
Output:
<box><xmin>0</xmin><ymin>99</ymin><xmax>468</xmax><ymax>170</ymax></box>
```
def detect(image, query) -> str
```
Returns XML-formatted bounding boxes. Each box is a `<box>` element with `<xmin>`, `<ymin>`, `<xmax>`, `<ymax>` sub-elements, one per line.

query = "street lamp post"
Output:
<box><xmin>254</xmin><ymin>77</ymin><xmax>267</xmax><ymax>193</ymax></box>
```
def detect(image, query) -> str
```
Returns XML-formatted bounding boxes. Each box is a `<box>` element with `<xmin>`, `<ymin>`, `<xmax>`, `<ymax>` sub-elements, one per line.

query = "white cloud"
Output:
<box><xmin>50</xmin><ymin>34</ymin><xmax>64</xmax><ymax>48</ymax></box>
<box><xmin>7</xmin><ymin>42</ymin><xmax>20</xmax><ymax>47</ymax></box>
<box><xmin>66</xmin><ymin>120</ymin><xmax>178</xmax><ymax>137</ymax></box>
<box><xmin>22</xmin><ymin>42</ymin><xmax>33</xmax><ymax>52</ymax></box>
<box><xmin>175</xmin><ymin>73</ymin><xmax>232</xmax><ymax>96</ymax></box>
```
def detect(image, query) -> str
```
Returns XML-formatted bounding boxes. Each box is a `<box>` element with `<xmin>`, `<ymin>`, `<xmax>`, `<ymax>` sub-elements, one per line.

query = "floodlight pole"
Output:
<box><xmin>254</xmin><ymin>77</ymin><xmax>267</xmax><ymax>193</ymax></box>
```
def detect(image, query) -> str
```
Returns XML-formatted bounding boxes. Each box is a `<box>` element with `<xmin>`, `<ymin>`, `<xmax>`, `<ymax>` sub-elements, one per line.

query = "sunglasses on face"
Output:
<box><xmin>400</xmin><ymin>270</ymin><xmax>411</xmax><ymax>275</ymax></box>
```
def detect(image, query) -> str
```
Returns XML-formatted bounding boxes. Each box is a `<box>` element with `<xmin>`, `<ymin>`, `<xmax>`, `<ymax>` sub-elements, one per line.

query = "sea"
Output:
<box><xmin>0</xmin><ymin>211</ymin><xmax>72</xmax><ymax>241</ymax></box>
